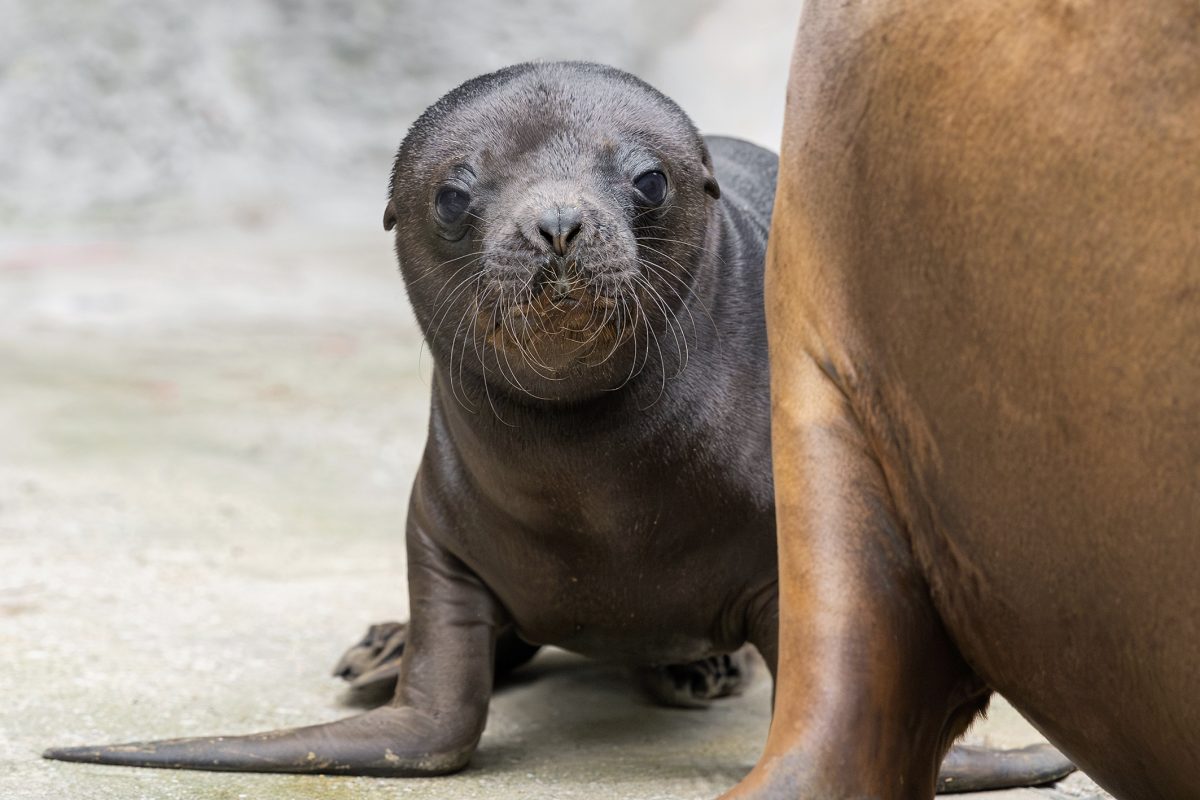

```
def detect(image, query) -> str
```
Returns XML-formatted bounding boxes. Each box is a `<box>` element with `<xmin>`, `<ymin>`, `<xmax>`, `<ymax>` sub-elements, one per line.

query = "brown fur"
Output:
<box><xmin>726</xmin><ymin>2</ymin><xmax>1200</xmax><ymax>798</ymax></box>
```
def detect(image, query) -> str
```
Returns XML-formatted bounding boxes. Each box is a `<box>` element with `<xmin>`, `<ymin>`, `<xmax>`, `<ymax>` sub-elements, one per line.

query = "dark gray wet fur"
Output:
<box><xmin>44</xmin><ymin>62</ymin><xmax>1073</xmax><ymax>792</ymax></box>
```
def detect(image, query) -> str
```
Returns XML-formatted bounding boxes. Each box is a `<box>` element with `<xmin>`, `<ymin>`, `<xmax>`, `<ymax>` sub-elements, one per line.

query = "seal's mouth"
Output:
<box><xmin>483</xmin><ymin>280</ymin><xmax>638</xmax><ymax>372</ymax></box>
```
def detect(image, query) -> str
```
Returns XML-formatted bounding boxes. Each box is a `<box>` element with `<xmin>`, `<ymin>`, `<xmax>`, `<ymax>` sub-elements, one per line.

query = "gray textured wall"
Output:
<box><xmin>1</xmin><ymin>0</ymin><xmax>800</xmax><ymax>232</ymax></box>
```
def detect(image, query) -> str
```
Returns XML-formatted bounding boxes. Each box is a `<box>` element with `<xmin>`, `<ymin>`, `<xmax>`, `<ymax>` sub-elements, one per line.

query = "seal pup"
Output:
<box><xmin>45</xmin><ymin>62</ymin><xmax>1071</xmax><ymax>791</ymax></box>
<box><xmin>722</xmin><ymin>3</ymin><xmax>1200</xmax><ymax>799</ymax></box>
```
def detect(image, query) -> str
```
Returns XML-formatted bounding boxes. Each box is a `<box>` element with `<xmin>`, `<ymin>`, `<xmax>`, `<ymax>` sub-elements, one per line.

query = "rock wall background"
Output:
<box><xmin>1</xmin><ymin>0</ymin><xmax>802</xmax><ymax>232</ymax></box>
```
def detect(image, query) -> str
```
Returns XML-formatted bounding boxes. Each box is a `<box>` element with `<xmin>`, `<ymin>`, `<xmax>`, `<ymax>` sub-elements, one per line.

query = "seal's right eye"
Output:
<box><xmin>435</xmin><ymin>187</ymin><xmax>471</xmax><ymax>225</ymax></box>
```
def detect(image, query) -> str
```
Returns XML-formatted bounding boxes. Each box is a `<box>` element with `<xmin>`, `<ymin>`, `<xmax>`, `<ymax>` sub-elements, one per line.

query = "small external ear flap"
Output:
<box><xmin>382</xmin><ymin>200</ymin><xmax>398</xmax><ymax>232</ymax></box>
<box><xmin>704</xmin><ymin>174</ymin><xmax>721</xmax><ymax>200</ymax></box>
<box><xmin>700</xmin><ymin>147</ymin><xmax>721</xmax><ymax>199</ymax></box>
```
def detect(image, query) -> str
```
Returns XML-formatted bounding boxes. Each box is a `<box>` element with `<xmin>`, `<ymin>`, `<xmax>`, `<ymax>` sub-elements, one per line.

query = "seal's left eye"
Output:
<box><xmin>435</xmin><ymin>187</ymin><xmax>471</xmax><ymax>224</ymax></box>
<box><xmin>633</xmin><ymin>170</ymin><xmax>668</xmax><ymax>206</ymax></box>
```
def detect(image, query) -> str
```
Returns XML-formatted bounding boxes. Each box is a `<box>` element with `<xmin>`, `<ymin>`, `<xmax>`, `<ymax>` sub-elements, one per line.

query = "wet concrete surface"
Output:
<box><xmin>0</xmin><ymin>232</ymin><xmax>1111</xmax><ymax>799</ymax></box>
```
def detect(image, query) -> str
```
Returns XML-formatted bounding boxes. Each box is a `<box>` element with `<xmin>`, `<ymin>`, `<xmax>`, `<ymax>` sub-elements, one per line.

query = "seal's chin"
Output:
<box><xmin>485</xmin><ymin>285</ymin><xmax>635</xmax><ymax>375</ymax></box>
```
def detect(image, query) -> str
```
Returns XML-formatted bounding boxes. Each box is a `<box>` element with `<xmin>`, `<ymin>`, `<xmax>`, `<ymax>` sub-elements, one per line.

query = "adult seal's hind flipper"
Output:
<box><xmin>936</xmin><ymin>744</ymin><xmax>1075</xmax><ymax>793</ymax></box>
<box><xmin>43</xmin><ymin>706</ymin><xmax>475</xmax><ymax>776</ymax></box>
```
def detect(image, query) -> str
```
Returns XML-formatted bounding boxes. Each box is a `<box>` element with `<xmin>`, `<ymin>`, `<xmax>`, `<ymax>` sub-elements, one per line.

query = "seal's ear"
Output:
<box><xmin>704</xmin><ymin>173</ymin><xmax>721</xmax><ymax>200</ymax></box>
<box><xmin>701</xmin><ymin>150</ymin><xmax>721</xmax><ymax>199</ymax></box>
<box><xmin>383</xmin><ymin>200</ymin><xmax>398</xmax><ymax>232</ymax></box>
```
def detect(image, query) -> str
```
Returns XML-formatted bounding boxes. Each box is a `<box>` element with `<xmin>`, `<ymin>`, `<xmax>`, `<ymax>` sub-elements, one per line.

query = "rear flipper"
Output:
<box><xmin>335</xmin><ymin>621</ymin><xmax>540</xmax><ymax>691</ymax></box>
<box><xmin>937</xmin><ymin>743</ymin><xmax>1075</xmax><ymax>793</ymax></box>
<box><xmin>639</xmin><ymin>647</ymin><xmax>757</xmax><ymax>709</ymax></box>
<box><xmin>334</xmin><ymin>620</ymin><xmax>408</xmax><ymax>687</ymax></box>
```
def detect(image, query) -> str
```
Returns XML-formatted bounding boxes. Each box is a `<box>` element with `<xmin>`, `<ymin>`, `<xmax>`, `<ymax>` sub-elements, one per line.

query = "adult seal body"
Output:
<box><xmin>726</xmin><ymin>3</ymin><xmax>1200</xmax><ymax>800</ymax></box>
<box><xmin>46</xmin><ymin>62</ymin><xmax>1067</xmax><ymax>792</ymax></box>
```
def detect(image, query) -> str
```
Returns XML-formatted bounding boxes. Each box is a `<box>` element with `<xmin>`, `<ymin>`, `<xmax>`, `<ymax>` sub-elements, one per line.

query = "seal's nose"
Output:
<box><xmin>537</xmin><ymin>206</ymin><xmax>583</xmax><ymax>256</ymax></box>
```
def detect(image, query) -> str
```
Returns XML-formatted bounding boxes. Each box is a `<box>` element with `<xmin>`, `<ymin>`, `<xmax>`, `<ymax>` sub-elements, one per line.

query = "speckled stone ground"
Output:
<box><xmin>0</xmin><ymin>233</ymin><xmax>1111</xmax><ymax>799</ymax></box>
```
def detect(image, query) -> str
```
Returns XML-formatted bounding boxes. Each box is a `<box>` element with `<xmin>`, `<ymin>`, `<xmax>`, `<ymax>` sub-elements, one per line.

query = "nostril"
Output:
<box><xmin>537</xmin><ymin>206</ymin><xmax>583</xmax><ymax>256</ymax></box>
<box><xmin>562</xmin><ymin>211</ymin><xmax>582</xmax><ymax>247</ymax></box>
<box><xmin>537</xmin><ymin>211</ymin><xmax>557</xmax><ymax>246</ymax></box>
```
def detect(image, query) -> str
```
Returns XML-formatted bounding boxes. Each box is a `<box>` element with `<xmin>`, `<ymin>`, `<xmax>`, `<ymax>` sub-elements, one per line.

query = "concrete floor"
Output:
<box><xmin>0</xmin><ymin>231</ymin><xmax>1111</xmax><ymax>799</ymax></box>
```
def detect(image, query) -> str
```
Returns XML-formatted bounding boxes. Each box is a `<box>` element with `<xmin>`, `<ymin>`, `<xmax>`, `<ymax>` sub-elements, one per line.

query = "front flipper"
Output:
<box><xmin>639</xmin><ymin>648</ymin><xmax>757</xmax><ymax>709</ymax></box>
<box><xmin>937</xmin><ymin>744</ymin><xmax>1075</xmax><ymax>793</ymax></box>
<box><xmin>43</xmin><ymin>705</ymin><xmax>472</xmax><ymax>776</ymax></box>
<box><xmin>44</xmin><ymin>524</ymin><xmax>503</xmax><ymax>776</ymax></box>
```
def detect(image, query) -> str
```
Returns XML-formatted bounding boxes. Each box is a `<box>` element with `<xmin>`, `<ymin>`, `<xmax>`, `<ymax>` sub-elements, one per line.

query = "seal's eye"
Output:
<box><xmin>435</xmin><ymin>187</ymin><xmax>471</xmax><ymax>224</ymax></box>
<box><xmin>633</xmin><ymin>170</ymin><xmax>668</xmax><ymax>206</ymax></box>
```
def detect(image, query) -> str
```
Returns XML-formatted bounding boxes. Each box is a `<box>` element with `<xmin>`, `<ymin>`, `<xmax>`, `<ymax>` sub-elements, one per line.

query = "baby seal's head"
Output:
<box><xmin>386</xmin><ymin>62</ymin><xmax>721</xmax><ymax>404</ymax></box>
